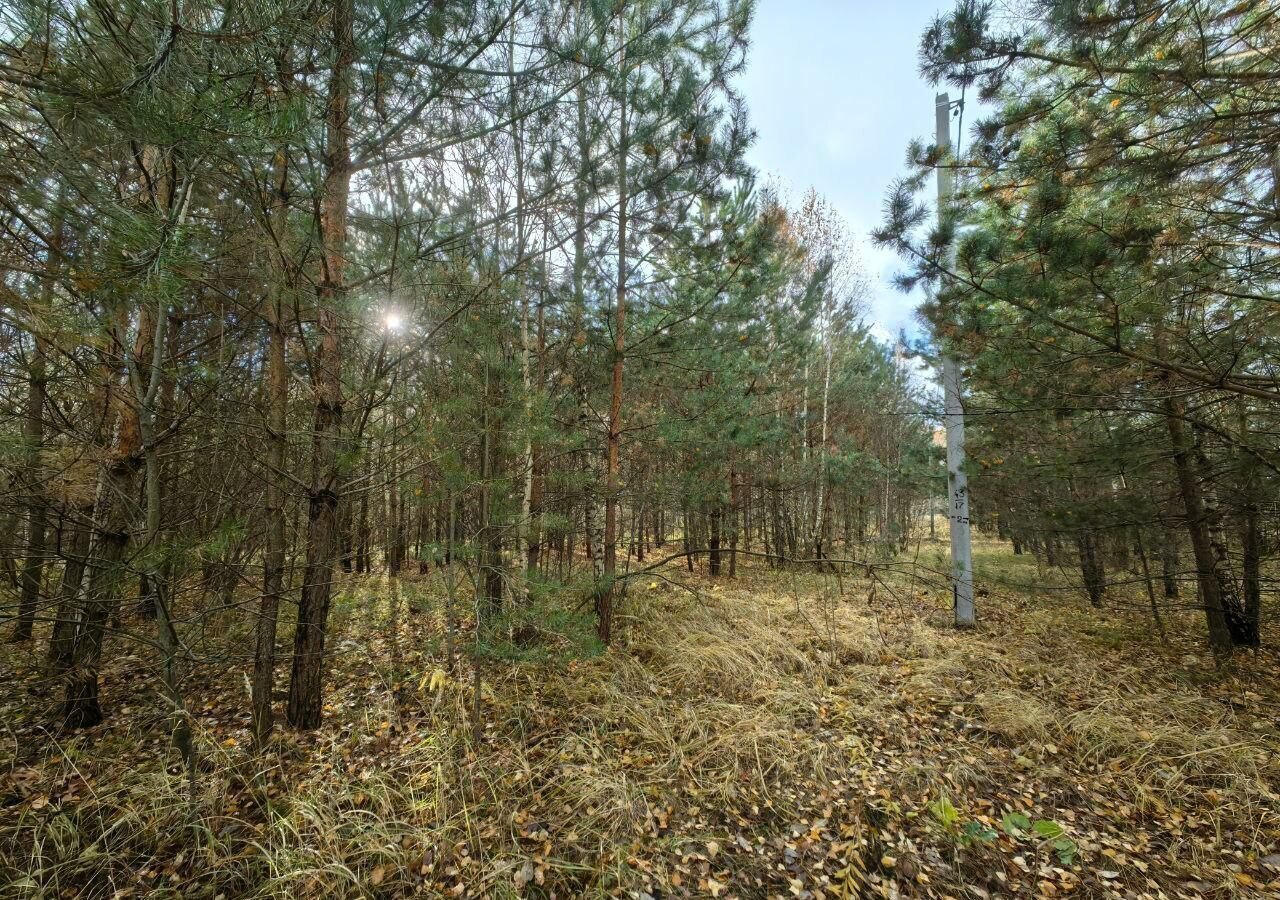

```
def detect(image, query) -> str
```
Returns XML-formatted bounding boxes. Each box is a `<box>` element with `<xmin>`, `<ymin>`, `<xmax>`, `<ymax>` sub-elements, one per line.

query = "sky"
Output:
<box><xmin>736</xmin><ymin>0</ymin><xmax>953</xmax><ymax>344</ymax></box>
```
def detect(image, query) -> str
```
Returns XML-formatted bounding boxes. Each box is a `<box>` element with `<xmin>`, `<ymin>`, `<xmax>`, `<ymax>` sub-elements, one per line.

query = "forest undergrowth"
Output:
<box><xmin>2</xmin><ymin>539</ymin><xmax>1278</xmax><ymax>900</ymax></box>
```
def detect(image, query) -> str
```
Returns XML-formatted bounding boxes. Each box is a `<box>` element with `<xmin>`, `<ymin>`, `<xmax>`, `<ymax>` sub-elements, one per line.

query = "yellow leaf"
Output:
<box><xmin>223</xmin><ymin>737</ymin><xmax>237</xmax><ymax>747</ymax></box>
<box><xmin>419</xmin><ymin>667</ymin><xmax>450</xmax><ymax>693</ymax></box>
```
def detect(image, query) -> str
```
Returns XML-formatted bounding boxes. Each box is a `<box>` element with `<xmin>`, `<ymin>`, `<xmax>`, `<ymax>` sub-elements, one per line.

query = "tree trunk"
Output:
<box><xmin>1164</xmin><ymin>400</ymin><xmax>1233</xmax><ymax>653</ymax></box>
<box><xmin>683</xmin><ymin>507</ymin><xmax>694</xmax><ymax>573</ymax></box>
<box><xmin>12</xmin><ymin>334</ymin><xmax>48</xmax><ymax>642</ymax></box>
<box><xmin>46</xmin><ymin>506</ymin><xmax>84</xmax><ymax>657</ymax></box>
<box><xmin>357</xmin><ymin>479</ymin><xmax>370</xmax><ymax>573</ymax></box>
<box><xmin>14</xmin><ymin>192</ymin><xmax>69</xmax><ymax>641</ymax></box>
<box><xmin>708</xmin><ymin>503</ymin><xmax>722</xmax><ymax>577</ymax></box>
<box><xmin>340</xmin><ymin>489</ymin><xmax>354</xmax><ymax>574</ymax></box>
<box><xmin>253</xmin><ymin>206</ymin><xmax>290</xmax><ymax>747</ymax></box>
<box><xmin>63</xmin><ymin>515</ymin><xmax>129</xmax><ymax>728</ymax></box>
<box><xmin>479</xmin><ymin>365</ymin><xmax>503</xmax><ymax>619</ymax></box>
<box><xmin>1192</xmin><ymin>426</ymin><xmax>1256</xmax><ymax>646</ymax></box>
<box><xmin>287</xmin><ymin>0</ymin><xmax>352</xmax><ymax>730</ymax></box>
<box><xmin>1240</xmin><ymin>478</ymin><xmax>1261</xmax><ymax>647</ymax></box>
<box><xmin>728</xmin><ymin>471</ymin><xmax>739</xmax><ymax>578</ymax></box>
<box><xmin>388</xmin><ymin>416</ymin><xmax>403</xmax><ymax>575</ymax></box>
<box><xmin>526</xmin><ymin>285</ymin><xmax>546</xmax><ymax>578</ymax></box>
<box><xmin>1077</xmin><ymin>531</ymin><xmax>1105</xmax><ymax>607</ymax></box>
<box><xmin>600</xmin><ymin>35</ymin><xmax>628</xmax><ymax>646</ymax></box>
<box><xmin>133</xmin><ymin>270</ymin><xmax>192</xmax><ymax>767</ymax></box>
<box><xmin>132</xmin><ymin>308</ymin><xmax>166</xmax><ymax>622</ymax></box>
<box><xmin>63</xmin><ymin>356</ymin><xmax>140</xmax><ymax>727</ymax></box>
<box><xmin>1135</xmin><ymin>530</ymin><xmax>1166</xmax><ymax>642</ymax></box>
<box><xmin>1160</xmin><ymin>535</ymin><xmax>1179</xmax><ymax>599</ymax></box>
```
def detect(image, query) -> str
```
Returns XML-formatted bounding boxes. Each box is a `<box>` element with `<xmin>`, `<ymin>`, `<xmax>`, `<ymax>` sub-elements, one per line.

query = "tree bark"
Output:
<box><xmin>287</xmin><ymin>0</ymin><xmax>352</xmax><ymax>730</ymax></box>
<box><xmin>12</xmin><ymin>197</ymin><xmax>64</xmax><ymax>641</ymax></box>
<box><xmin>1164</xmin><ymin>398</ymin><xmax>1233</xmax><ymax>653</ymax></box>
<box><xmin>600</xmin><ymin>29</ymin><xmax>628</xmax><ymax>646</ymax></box>
<box><xmin>1160</xmin><ymin>522</ymin><xmax>1180</xmax><ymax>599</ymax></box>
<box><xmin>709</xmin><ymin>503</ymin><xmax>722</xmax><ymax>577</ymax></box>
<box><xmin>47</xmin><ymin>512</ymin><xmax>91</xmax><ymax>673</ymax></box>
<box><xmin>63</xmin><ymin>326</ymin><xmax>141</xmax><ymax>728</ymax></box>
<box><xmin>387</xmin><ymin>410</ymin><xmax>403</xmax><ymax>575</ymax></box>
<box><xmin>12</xmin><ymin>334</ymin><xmax>48</xmax><ymax>642</ymax></box>
<box><xmin>1077</xmin><ymin>531</ymin><xmax>1105</xmax><ymax>607</ymax></box>
<box><xmin>528</xmin><ymin>299</ymin><xmax>546</xmax><ymax>576</ymax></box>
<box><xmin>1192</xmin><ymin>425</ymin><xmax>1255</xmax><ymax>646</ymax></box>
<box><xmin>253</xmin><ymin>147</ymin><xmax>291</xmax><ymax>745</ymax></box>
<box><xmin>1240</xmin><ymin>472</ymin><xmax>1261</xmax><ymax>648</ymax></box>
<box><xmin>728</xmin><ymin>470</ymin><xmax>739</xmax><ymax>577</ymax></box>
<box><xmin>478</xmin><ymin>364</ymin><xmax>503</xmax><ymax>619</ymax></box>
<box><xmin>357</xmin><ymin>477</ymin><xmax>370</xmax><ymax>574</ymax></box>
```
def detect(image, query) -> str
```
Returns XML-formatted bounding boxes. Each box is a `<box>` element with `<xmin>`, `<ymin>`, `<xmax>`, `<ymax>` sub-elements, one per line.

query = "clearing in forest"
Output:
<box><xmin>3</xmin><ymin>540</ymin><xmax>1278</xmax><ymax>899</ymax></box>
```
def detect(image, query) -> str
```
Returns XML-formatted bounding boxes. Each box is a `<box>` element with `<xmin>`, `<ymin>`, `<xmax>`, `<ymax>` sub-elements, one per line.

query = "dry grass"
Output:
<box><xmin>972</xmin><ymin>688</ymin><xmax>1057</xmax><ymax>742</ymax></box>
<box><xmin>2</xmin><ymin>543</ymin><xmax>1279</xmax><ymax>899</ymax></box>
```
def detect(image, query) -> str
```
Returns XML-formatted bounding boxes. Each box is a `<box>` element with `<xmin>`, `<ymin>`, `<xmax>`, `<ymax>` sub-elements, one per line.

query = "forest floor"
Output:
<box><xmin>2</xmin><ymin>538</ymin><xmax>1279</xmax><ymax>899</ymax></box>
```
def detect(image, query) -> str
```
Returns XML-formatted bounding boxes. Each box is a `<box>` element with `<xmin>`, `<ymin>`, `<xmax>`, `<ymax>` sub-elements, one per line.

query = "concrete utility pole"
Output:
<box><xmin>935</xmin><ymin>91</ymin><xmax>975</xmax><ymax>628</ymax></box>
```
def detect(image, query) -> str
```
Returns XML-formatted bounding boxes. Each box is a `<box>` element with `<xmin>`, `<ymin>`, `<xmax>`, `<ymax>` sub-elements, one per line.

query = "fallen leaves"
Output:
<box><xmin>5</xmin><ymin>556</ymin><xmax>1279</xmax><ymax>899</ymax></box>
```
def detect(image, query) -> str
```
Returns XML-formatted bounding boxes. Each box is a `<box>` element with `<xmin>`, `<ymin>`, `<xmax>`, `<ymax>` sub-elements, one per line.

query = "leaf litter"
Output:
<box><xmin>1</xmin><ymin>543</ymin><xmax>1277</xmax><ymax>898</ymax></box>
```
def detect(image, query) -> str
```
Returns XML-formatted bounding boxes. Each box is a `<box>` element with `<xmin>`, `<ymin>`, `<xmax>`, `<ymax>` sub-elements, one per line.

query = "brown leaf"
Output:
<box><xmin>513</xmin><ymin>860</ymin><xmax>533</xmax><ymax>889</ymax></box>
